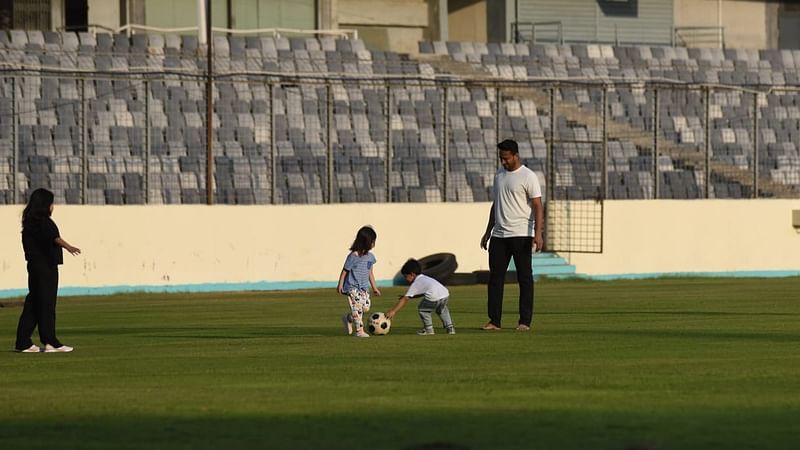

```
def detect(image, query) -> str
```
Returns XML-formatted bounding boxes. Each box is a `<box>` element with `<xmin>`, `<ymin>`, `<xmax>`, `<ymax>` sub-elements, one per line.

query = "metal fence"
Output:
<box><xmin>3</xmin><ymin>71</ymin><xmax>800</xmax><ymax>251</ymax></box>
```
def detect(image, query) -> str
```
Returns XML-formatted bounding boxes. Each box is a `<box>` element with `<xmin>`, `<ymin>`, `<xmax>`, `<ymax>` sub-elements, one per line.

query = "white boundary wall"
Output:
<box><xmin>0</xmin><ymin>204</ymin><xmax>490</xmax><ymax>292</ymax></box>
<box><xmin>1</xmin><ymin>200</ymin><xmax>799</xmax><ymax>294</ymax></box>
<box><xmin>565</xmin><ymin>199</ymin><xmax>800</xmax><ymax>276</ymax></box>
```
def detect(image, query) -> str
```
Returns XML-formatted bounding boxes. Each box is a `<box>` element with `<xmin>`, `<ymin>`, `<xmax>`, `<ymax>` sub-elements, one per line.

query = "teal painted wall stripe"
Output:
<box><xmin>2</xmin><ymin>270</ymin><xmax>799</xmax><ymax>299</ymax></box>
<box><xmin>563</xmin><ymin>270</ymin><xmax>800</xmax><ymax>281</ymax></box>
<box><xmin>0</xmin><ymin>279</ymin><xmax>395</xmax><ymax>299</ymax></box>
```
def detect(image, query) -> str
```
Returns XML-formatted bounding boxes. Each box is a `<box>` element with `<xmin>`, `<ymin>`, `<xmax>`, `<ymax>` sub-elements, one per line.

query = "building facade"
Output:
<box><xmin>0</xmin><ymin>1</ymin><xmax>796</xmax><ymax>53</ymax></box>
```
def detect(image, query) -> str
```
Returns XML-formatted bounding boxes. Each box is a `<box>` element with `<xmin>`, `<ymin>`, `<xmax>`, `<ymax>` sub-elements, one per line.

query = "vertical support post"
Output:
<box><xmin>704</xmin><ymin>86</ymin><xmax>711</xmax><ymax>199</ymax></box>
<box><xmin>205</xmin><ymin>0</ymin><xmax>214</xmax><ymax>205</ymax></box>
<box><xmin>547</xmin><ymin>88</ymin><xmax>555</xmax><ymax>203</ymax></box>
<box><xmin>196</xmin><ymin>0</ymin><xmax>207</xmax><ymax>45</ymax></box>
<box><xmin>11</xmin><ymin>77</ymin><xmax>18</xmax><ymax>203</ymax></box>
<box><xmin>144</xmin><ymin>79</ymin><xmax>150</xmax><ymax>204</ymax></box>
<box><xmin>495</xmin><ymin>85</ymin><xmax>502</xmax><ymax>172</ymax></box>
<box><xmin>653</xmin><ymin>88</ymin><xmax>659</xmax><ymax>199</ymax></box>
<box><xmin>385</xmin><ymin>83</ymin><xmax>392</xmax><ymax>203</ymax></box>
<box><xmin>753</xmin><ymin>92</ymin><xmax>759</xmax><ymax>198</ymax></box>
<box><xmin>442</xmin><ymin>85</ymin><xmax>449</xmax><ymax>202</ymax></box>
<box><xmin>80</xmin><ymin>78</ymin><xmax>87</xmax><ymax>204</ymax></box>
<box><xmin>602</xmin><ymin>85</ymin><xmax>608</xmax><ymax>200</ymax></box>
<box><xmin>438</xmin><ymin>0</ymin><xmax>449</xmax><ymax>41</ymax></box>
<box><xmin>326</xmin><ymin>83</ymin><xmax>334</xmax><ymax>203</ymax></box>
<box><xmin>495</xmin><ymin>85</ymin><xmax>501</xmax><ymax>145</ymax></box>
<box><xmin>270</xmin><ymin>83</ymin><xmax>277</xmax><ymax>204</ymax></box>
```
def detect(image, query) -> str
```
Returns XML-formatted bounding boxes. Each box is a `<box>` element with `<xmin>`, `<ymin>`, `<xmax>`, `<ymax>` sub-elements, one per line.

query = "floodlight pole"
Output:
<box><xmin>205</xmin><ymin>0</ymin><xmax>214</xmax><ymax>205</ymax></box>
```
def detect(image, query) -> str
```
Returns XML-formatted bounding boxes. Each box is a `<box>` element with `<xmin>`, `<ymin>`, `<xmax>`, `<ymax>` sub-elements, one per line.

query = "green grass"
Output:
<box><xmin>1</xmin><ymin>278</ymin><xmax>798</xmax><ymax>450</ymax></box>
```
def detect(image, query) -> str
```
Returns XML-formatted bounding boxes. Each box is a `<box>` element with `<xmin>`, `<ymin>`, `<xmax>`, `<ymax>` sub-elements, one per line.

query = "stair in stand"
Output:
<box><xmin>470</xmin><ymin>252</ymin><xmax>577</xmax><ymax>284</ymax></box>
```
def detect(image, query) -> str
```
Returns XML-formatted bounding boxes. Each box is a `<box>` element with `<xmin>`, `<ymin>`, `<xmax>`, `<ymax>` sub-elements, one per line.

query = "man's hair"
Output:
<box><xmin>401</xmin><ymin>258</ymin><xmax>422</xmax><ymax>276</ymax></box>
<box><xmin>497</xmin><ymin>139</ymin><xmax>519</xmax><ymax>154</ymax></box>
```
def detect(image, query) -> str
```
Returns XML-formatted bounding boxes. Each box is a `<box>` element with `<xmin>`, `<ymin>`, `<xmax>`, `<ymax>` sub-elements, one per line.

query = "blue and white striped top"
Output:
<box><xmin>342</xmin><ymin>252</ymin><xmax>376</xmax><ymax>292</ymax></box>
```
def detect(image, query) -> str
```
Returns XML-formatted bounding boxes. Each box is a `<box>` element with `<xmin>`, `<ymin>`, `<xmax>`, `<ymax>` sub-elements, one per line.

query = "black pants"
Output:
<box><xmin>15</xmin><ymin>261</ymin><xmax>61</xmax><ymax>350</ymax></box>
<box><xmin>487</xmin><ymin>236</ymin><xmax>534</xmax><ymax>327</ymax></box>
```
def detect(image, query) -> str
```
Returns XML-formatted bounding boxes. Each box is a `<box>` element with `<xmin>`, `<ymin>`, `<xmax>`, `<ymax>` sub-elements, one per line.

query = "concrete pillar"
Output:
<box><xmin>319</xmin><ymin>0</ymin><xmax>338</xmax><ymax>29</ymax></box>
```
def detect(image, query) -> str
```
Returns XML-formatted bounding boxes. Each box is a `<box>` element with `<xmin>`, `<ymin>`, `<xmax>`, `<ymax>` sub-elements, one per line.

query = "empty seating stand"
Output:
<box><xmin>420</xmin><ymin>40</ymin><xmax>800</xmax><ymax>199</ymax></box>
<box><xmin>1</xmin><ymin>29</ymin><xmax>799</xmax><ymax>204</ymax></box>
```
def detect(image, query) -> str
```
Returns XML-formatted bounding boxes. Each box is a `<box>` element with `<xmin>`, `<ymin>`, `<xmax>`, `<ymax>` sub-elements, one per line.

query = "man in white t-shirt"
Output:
<box><xmin>480</xmin><ymin>139</ymin><xmax>543</xmax><ymax>332</ymax></box>
<box><xmin>385</xmin><ymin>258</ymin><xmax>455</xmax><ymax>335</ymax></box>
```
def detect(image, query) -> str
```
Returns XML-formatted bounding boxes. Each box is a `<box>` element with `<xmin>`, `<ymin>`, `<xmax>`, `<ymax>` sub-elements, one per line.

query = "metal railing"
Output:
<box><xmin>672</xmin><ymin>26</ymin><xmax>726</xmax><ymax>49</ymax></box>
<box><xmin>1</xmin><ymin>71</ymin><xmax>798</xmax><ymax>207</ymax></box>
<box><xmin>57</xmin><ymin>24</ymin><xmax>118</xmax><ymax>35</ymax></box>
<box><xmin>512</xmin><ymin>21</ymin><xmax>563</xmax><ymax>45</ymax></box>
<box><xmin>116</xmin><ymin>24</ymin><xmax>359</xmax><ymax>40</ymax></box>
<box><xmin>511</xmin><ymin>22</ymin><xmax>725</xmax><ymax>48</ymax></box>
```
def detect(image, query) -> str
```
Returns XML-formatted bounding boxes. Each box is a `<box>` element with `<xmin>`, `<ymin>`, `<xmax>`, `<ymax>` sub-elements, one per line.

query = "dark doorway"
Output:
<box><xmin>0</xmin><ymin>0</ymin><xmax>12</xmax><ymax>30</ymax></box>
<box><xmin>65</xmin><ymin>0</ymin><xmax>88</xmax><ymax>32</ymax></box>
<box><xmin>779</xmin><ymin>3</ymin><xmax>800</xmax><ymax>49</ymax></box>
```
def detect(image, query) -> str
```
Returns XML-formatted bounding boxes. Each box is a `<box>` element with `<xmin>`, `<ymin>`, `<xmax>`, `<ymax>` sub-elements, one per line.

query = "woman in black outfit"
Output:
<box><xmin>15</xmin><ymin>188</ymin><xmax>81</xmax><ymax>353</ymax></box>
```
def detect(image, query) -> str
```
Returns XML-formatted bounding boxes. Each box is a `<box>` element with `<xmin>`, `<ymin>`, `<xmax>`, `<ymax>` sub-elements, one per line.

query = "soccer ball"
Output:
<box><xmin>367</xmin><ymin>312</ymin><xmax>392</xmax><ymax>335</ymax></box>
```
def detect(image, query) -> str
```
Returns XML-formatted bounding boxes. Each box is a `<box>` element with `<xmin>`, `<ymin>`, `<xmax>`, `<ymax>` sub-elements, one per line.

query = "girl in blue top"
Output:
<box><xmin>337</xmin><ymin>226</ymin><xmax>381</xmax><ymax>338</ymax></box>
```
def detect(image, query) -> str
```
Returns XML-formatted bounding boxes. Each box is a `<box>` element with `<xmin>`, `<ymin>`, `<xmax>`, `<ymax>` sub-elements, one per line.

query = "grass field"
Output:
<box><xmin>1</xmin><ymin>278</ymin><xmax>798</xmax><ymax>450</ymax></box>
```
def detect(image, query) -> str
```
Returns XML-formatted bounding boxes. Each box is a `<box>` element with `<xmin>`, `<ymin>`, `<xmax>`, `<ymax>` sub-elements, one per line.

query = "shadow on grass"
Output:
<box><xmin>0</xmin><ymin>408</ymin><xmax>794</xmax><ymax>450</ymax></box>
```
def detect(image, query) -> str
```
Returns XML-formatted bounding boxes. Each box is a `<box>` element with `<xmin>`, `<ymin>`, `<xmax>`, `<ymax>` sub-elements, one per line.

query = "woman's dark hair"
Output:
<box><xmin>401</xmin><ymin>258</ymin><xmax>422</xmax><ymax>276</ymax></box>
<box><xmin>349</xmin><ymin>225</ymin><xmax>377</xmax><ymax>256</ymax></box>
<box><xmin>22</xmin><ymin>188</ymin><xmax>54</xmax><ymax>227</ymax></box>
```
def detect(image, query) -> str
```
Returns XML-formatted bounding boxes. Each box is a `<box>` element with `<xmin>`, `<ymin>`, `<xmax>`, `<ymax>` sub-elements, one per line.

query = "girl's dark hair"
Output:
<box><xmin>349</xmin><ymin>225</ymin><xmax>377</xmax><ymax>256</ymax></box>
<box><xmin>22</xmin><ymin>188</ymin><xmax>54</xmax><ymax>227</ymax></box>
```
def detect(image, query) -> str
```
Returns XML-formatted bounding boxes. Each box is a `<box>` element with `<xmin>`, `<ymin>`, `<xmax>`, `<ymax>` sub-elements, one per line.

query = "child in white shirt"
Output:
<box><xmin>385</xmin><ymin>259</ymin><xmax>455</xmax><ymax>335</ymax></box>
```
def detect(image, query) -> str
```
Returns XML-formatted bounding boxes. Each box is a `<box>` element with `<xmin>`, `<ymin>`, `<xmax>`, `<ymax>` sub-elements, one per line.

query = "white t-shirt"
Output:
<box><xmin>405</xmin><ymin>274</ymin><xmax>449</xmax><ymax>302</ymax></box>
<box><xmin>492</xmin><ymin>165</ymin><xmax>542</xmax><ymax>238</ymax></box>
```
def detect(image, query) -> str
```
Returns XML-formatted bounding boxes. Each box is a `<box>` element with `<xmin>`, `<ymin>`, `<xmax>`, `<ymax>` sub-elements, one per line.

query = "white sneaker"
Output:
<box><xmin>417</xmin><ymin>328</ymin><xmax>435</xmax><ymax>336</ymax></box>
<box><xmin>18</xmin><ymin>344</ymin><xmax>40</xmax><ymax>353</ymax></box>
<box><xmin>355</xmin><ymin>331</ymin><xmax>370</xmax><ymax>338</ymax></box>
<box><xmin>44</xmin><ymin>344</ymin><xmax>73</xmax><ymax>353</ymax></box>
<box><xmin>341</xmin><ymin>314</ymin><xmax>353</xmax><ymax>335</ymax></box>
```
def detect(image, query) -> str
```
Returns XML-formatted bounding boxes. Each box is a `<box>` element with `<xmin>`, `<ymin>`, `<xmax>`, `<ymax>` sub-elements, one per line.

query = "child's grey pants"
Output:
<box><xmin>418</xmin><ymin>296</ymin><xmax>453</xmax><ymax>330</ymax></box>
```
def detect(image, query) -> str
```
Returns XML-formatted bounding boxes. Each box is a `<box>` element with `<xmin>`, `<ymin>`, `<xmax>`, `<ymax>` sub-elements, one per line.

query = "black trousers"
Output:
<box><xmin>487</xmin><ymin>236</ymin><xmax>534</xmax><ymax>327</ymax></box>
<box><xmin>15</xmin><ymin>261</ymin><xmax>61</xmax><ymax>350</ymax></box>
